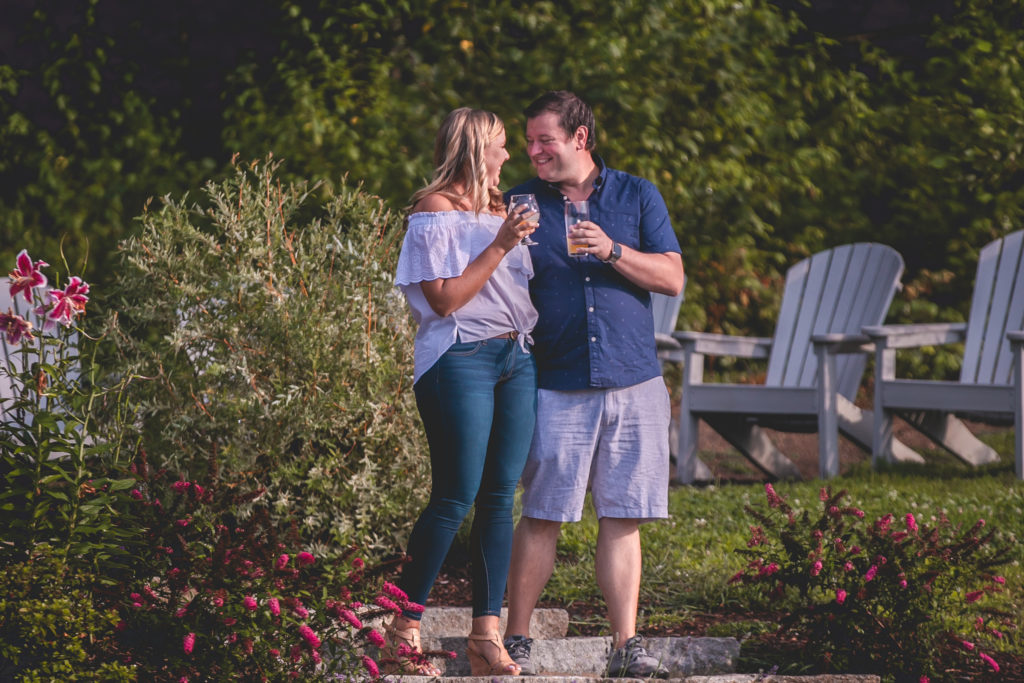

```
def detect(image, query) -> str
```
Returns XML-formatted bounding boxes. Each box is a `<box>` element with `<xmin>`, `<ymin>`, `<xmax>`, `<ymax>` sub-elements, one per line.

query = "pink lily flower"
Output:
<box><xmin>42</xmin><ymin>276</ymin><xmax>90</xmax><ymax>327</ymax></box>
<box><xmin>8</xmin><ymin>250</ymin><xmax>48</xmax><ymax>304</ymax></box>
<box><xmin>0</xmin><ymin>311</ymin><xmax>33</xmax><ymax>345</ymax></box>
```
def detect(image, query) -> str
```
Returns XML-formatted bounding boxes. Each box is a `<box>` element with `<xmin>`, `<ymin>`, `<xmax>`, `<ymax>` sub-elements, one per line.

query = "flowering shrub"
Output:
<box><xmin>111</xmin><ymin>157</ymin><xmax>427</xmax><ymax>554</ymax></box>
<box><xmin>731</xmin><ymin>484</ymin><xmax>1015</xmax><ymax>681</ymax></box>
<box><xmin>112</xmin><ymin>453</ymin><xmax>421</xmax><ymax>680</ymax></box>
<box><xmin>1</xmin><ymin>250</ymin><xmax>137</xmax><ymax>569</ymax></box>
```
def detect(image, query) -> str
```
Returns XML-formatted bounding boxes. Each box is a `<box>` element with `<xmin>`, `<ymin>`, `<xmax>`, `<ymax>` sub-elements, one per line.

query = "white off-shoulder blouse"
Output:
<box><xmin>395</xmin><ymin>211</ymin><xmax>538</xmax><ymax>384</ymax></box>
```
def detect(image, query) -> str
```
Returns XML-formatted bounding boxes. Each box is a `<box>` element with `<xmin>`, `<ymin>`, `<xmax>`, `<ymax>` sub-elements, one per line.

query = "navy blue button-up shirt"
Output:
<box><xmin>507</xmin><ymin>157</ymin><xmax>681</xmax><ymax>390</ymax></box>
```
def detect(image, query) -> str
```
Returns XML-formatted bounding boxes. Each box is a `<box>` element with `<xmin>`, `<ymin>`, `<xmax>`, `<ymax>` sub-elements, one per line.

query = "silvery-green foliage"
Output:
<box><xmin>112</xmin><ymin>158</ymin><xmax>426</xmax><ymax>553</ymax></box>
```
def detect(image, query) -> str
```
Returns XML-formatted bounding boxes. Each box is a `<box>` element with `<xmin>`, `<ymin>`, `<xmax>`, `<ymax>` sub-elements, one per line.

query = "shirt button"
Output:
<box><xmin>591</xmin><ymin>336</ymin><xmax>597</xmax><ymax>342</ymax></box>
<box><xmin>588</xmin><ymin>307</ymin><xmax>594</xmax><ymax>312</ymax></box>
<box><xmin>585</xmin><ymin>276</ymin><xmax>591</xmax><ymax>282</ymax></box>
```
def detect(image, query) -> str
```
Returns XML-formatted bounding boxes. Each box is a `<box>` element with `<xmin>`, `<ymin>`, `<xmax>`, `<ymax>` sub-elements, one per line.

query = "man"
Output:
<box><xmin>502</xmin><ymin>91</ymin><xmax>684</xmax><ymax>678</ymax></box>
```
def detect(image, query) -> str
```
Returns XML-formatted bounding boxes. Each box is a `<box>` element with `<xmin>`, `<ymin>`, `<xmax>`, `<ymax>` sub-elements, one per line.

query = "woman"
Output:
<box><xmin>390</xmin><ymin>107</ymin><xmax>538</xmax><ymax>676</ymax></box>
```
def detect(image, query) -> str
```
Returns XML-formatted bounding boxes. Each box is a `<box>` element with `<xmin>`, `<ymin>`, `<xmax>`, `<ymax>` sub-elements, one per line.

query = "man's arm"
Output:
<box><xmin>605</xmin><ymin>246</ymin><xmax>684</xmax><ymax>295</ymax></box>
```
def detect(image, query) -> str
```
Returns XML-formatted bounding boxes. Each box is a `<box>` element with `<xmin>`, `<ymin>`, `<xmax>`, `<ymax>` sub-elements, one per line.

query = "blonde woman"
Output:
<box><xmin>389</xmin><ymin>108</ymin><xmax>538</xmax><ymax>676</ymax></box>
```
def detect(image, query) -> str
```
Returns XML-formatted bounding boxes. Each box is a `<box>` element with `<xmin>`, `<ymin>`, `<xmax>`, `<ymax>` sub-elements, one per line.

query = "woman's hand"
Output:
<box><xmin>493</xmin><ymin>205</ymin><xmax>538</xmax><ymax>251</ymax></box>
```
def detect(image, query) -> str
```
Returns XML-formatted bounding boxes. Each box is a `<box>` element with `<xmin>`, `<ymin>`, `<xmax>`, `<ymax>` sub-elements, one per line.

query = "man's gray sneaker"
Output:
<box><xmin>503</xmin><ymin>635</ymin><xmax>537</xmax><ymax>675</ymax></box>
<box><xmin>606</xmin><ymin>635</ymin><xmax>669</xmax><ymax>678</ymax></box>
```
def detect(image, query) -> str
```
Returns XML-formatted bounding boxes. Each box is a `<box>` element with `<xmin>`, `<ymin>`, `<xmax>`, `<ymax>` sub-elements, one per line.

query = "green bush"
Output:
<box><xmin>0</xmin><ymin>552</ymin><xmax>134</xmax><ymax>681</ymax></box>
<box><xmin>110</xmin><ymin>157</ymin><xmax>428</xmax><ymax>554</ymax></box>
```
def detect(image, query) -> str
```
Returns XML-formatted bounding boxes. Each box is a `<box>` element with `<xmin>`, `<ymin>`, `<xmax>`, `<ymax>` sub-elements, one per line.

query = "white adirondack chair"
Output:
<box><xmin>865</xmin><ymin>229</ymin><xmax>1024</xmax><ymax>478</ymax></box>
<box><xmin>653</xmin><ymin>283</ymin><xmax>717</xmax><ymax>481</ymax></box>
<box><xmin>671</xmin><ymin>243</ymin><xmax>919</xmax><ymax>484</ymax></box>
<box><xmin>653</xmin><ymin>289</ymin><xmax>685</xmax><ymax>354</ymax></box>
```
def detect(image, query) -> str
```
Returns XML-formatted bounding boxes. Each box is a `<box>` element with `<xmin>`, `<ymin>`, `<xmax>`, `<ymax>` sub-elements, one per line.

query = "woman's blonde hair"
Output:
<box><xmin>408</xmin><ymin>107</ymin><xmax>506</xmax><ymax>215</ymax></box>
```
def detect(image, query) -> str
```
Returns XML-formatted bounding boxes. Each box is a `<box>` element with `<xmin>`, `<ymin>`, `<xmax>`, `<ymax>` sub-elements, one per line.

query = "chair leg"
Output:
<box><xmin>704</xmin><ymin>416</ymin><xmax>802</xmax><ymax>480</ymax></box>
<box><xmin>674</xmin><ymin>404</ymin><xmax>701</xmax><ymax>484</ymax></box>
<box><xmin>1014</xmin><ymin>337</ymin><xmax>1024</xmax><ymax>480</ymax></box>
<box><xmin>898</xmin><ymin>411</ymin><xmax>1000</xmax><ymax>466</ymax></box>
<box><xmin>836</xmin><ymin>397</ymin><xmax>924</xmax><ymax>464</ymax></box>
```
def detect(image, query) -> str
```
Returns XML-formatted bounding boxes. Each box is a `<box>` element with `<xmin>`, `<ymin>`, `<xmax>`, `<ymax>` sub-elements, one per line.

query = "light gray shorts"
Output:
<box><xmin>519</xmin><ymin>376</ymin><xmax>670</xmax><ymax>523</ymax></box>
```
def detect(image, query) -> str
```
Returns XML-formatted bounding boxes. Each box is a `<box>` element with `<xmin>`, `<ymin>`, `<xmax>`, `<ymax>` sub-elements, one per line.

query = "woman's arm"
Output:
<box><xmin>414</xmin><ymin>194</ymin><xmax>535</xmax><ymax>317</ymax></box>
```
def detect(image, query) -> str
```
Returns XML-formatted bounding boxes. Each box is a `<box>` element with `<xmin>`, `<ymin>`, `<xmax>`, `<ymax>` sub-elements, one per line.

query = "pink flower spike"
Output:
<box><xmin>362</xmin><ymin>655</ymin><xmax>380</xmax><ymax>678</ymax></box>
<box><xmin>810</xmin><ymin>561</ymin><xmax>823</xmax><ymax>577</ymax></box>
<box><xmin>994</xmin><ymin>576</ymin><xmax>1005</xmax><ymax>584</ymax></box>
<box><xmin>276</xmin><ymin>554</ymin><xmax>290</xmax><ymax>570</ymax></box>
<box><xmin>298</xmin><ymin>624</ymin><xmax>322</xmax><ymax>649</ymax></box>
<box><xmin>965</xmin><ymin>590</ymin><xmax>984</xmax><ymax>603</ymax></box>
<box><xmin>382</xmin><ymin>581</ymin><xmax>408</xmax><ymax>600</ymax></box>
<box><xmin>44</xmin><ymin>276</ymin><xmax>90</xmax><ymax>327</ymax></box>
<box><xmin>962</xmin><ymin>640</ymin><xmax>975</xmax><ymax>651</ymax></box>
<box><xmin>979</xmin><ymin>652</ymin><xmax>999</xmax><ymax>672</ymax></box>
<box><xmin>339</xmin><ymin>608</ymin><xmax>362</xmax><ymax>629</ymax></box>
<box><xmin>268</xmin><ymin>596</ymin><xmax>281</xmax><ymax>616</ymax></box>
<box><xmin>8</xmin><ymin>250</ymin><xmax>48</xmax><ymax>304</ymax></box>
<box><xmin>864</xmin><ymin>565</ymin><xmax>878</xmax><ymax>582</ymax></box>
<box><xmin>366</xmin><ymin>629</ymin><xmax>386</xmax><ymax>648</ymax></box>
<box><xmin>905</xmin><ymin>513</ymin><xmax>918</xmax><ymax>532</ymax></box>
<box><xmin>297</xmin><ymin>551</ymin><xmax>315</xmax><ymax>566</ymax></box>
<box><xmin>376</xmin><ymin>595</ymin><xmax>401</xmax><ymax>612</ymax></box>
<box><xmin>183</xmin><ymin>632</ymin><xmax>196</xmax><ymax>654</ymax></box>
<box><xmin>243</xmin><ymin>596</ymin><xmax>258</xmax><ymax>611</ymax></box>
<box><xmin>836</xmin><ymin>589</ymin><xmax>847</xmax><ymax>605</ymax></box>
<box><xmin>0</xmin><ymin>312</ymin><xmax>33</xmax><ymax>345</ymax></box>
<box><xmin>171</xmin><ymin>481</ymin><xmax>191</xmax><ymax>493</ymax></box>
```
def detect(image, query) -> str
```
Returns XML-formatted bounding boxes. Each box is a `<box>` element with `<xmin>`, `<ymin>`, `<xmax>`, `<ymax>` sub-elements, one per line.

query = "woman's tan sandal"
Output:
<box><xmin>380</xmin><ymin>620</ymin><xmax>443</xmax><ymax>676</ymax></box>
<box><xmin>466</xmin><ymin>630</ymin><xmax>521</xmax><ymax>676</ymax></box>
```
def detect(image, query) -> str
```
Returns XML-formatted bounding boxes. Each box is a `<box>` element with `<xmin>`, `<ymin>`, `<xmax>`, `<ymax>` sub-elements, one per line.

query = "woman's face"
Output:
<box><xmin>483</xmin><ymin>126</ymin><xmax>510</xmax><ymax>188</ymax></box>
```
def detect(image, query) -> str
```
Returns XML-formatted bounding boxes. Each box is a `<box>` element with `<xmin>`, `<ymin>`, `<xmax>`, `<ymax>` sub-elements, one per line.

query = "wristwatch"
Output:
<box><xmin>602</xmin><ymin>242</ymin><xmax>622</xmax><ymax>264</ymax></box>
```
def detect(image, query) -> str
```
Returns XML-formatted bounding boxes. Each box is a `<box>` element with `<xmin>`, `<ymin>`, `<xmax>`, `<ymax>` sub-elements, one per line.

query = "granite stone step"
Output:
<box><xmin>381</xmin><ymin>676</ymin><xmax>881</xmax><ymax>683</ymax></box>
<box><xmin>421</xmin><ymin>635</ymin><xmax>740</xmax><ymax>678</ymax></box>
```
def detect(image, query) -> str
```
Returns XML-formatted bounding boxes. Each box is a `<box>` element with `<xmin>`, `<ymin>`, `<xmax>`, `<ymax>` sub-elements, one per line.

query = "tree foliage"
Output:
<box><xmin>3</xmin><ymin>0</ymin><xmax>1022</xmax><ymax>339</ymax></box>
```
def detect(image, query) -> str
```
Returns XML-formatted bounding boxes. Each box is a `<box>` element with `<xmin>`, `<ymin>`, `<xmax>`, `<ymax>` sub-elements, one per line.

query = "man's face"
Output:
<box><xmin>525</xmin><ymin>111</ymin><xmax>579</xmax><ymax>184</ymax></box>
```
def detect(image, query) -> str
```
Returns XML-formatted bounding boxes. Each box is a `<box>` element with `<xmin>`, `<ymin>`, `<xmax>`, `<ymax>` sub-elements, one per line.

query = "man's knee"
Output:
<box><xmin>517</xmin><ymin>515</ymin><xmax>562</xmax><ymax>541</ymax></box>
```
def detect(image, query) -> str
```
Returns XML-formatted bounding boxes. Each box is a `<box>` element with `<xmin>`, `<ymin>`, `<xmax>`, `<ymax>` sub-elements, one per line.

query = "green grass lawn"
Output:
<box><xmin>540</xmin><ymin>433</ymin><xmax>1024</xmax><ymax>667</ymax></box>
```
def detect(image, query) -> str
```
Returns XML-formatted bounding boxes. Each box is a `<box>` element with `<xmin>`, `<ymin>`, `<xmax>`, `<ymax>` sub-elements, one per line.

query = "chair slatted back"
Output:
<box><xmin>651</xmin><ymin>284</ymin><xmax>685</xmax><ymax>336</ymax></box>
<box><xmin>766</xmin><ymin>243</ymin><xmax>904</xmax><ymax>397</ymax></box>
<box><xmin>961</xmin><ymin>230</ymin><xmax>1024</xmax><ymax>386</ymax></box>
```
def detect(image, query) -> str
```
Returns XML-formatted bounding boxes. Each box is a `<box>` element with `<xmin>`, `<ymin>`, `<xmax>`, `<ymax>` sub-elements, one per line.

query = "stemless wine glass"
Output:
<box><xmin>509</xmin><ymin>194</ymin><xmax>540</xmax><ymax>246</ymax></box>
<box><xmin>564</xmin><ymin>200</ymin><xmax>589</xmax><ymax>257</ymax></box>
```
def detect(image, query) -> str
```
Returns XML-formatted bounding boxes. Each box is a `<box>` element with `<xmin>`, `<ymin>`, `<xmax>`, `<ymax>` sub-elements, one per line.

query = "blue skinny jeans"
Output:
<box><xmin>401</xmin><ymin>336</ymin><xmax>537</xmax><ymax>619</ymax></box>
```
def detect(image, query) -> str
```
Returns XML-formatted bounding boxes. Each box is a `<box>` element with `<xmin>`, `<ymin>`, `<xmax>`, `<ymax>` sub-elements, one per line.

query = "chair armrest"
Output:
<box><xmin>862</xmin><ymin>323</ymin><xmax>967</xmax><ymax>349</ymax></box>
<box><xmin>810</xmin><ymin>333</ymin><xmax>873</xmax><ymax>354</ymax></box>
<box><xmin>671</xmin><ymin>330</ymin><xmax>772</xmax><ymax>358</ymax></box>
<box><xmin>655</xmin><ymin>332</ymin><xmax>683</xmax><ymax>351</ymax></box>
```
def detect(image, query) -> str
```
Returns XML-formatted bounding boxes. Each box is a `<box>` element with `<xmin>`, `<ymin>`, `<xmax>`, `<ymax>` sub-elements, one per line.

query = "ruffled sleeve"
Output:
<box><xmin>395</xmin><ymin>212</ymin><xmax>475</xmax><ymax>287</ymax></box>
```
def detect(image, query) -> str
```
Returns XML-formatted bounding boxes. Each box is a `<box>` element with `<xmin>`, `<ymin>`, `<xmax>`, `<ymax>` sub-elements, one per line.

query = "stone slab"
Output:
<box><xmin>420</xmin><ymin>635</ymin><xmax>739</xmax><ymax>677</ymax></box>
<box><xmin>380</xmin><ymin>676</ymin><xmax>881</xmax><ymax>682</ymax></box>
<box><xmin>420</xmin><ymin>606</ymin><xmax>569</xmax><ymax>640</ymax></box>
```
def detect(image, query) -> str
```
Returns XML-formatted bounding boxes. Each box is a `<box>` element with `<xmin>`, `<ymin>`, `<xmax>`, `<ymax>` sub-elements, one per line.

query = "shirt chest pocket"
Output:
<box><xmin>599</xmin><ymin>210</ymin><xmax>640</xmax><ymax>248</ymax></box>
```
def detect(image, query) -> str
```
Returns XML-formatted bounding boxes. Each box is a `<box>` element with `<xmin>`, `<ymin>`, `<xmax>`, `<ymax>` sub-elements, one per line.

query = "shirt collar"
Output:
<box><xmin>542</xmin><ymin>154</ymin><xmax>608</xmax><ymax>197</ymax></box>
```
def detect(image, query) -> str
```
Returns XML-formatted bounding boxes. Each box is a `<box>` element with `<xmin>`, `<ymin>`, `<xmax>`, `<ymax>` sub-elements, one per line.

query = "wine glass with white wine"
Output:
<box><xmin>509</xmin><ymin>194</ymin><xmax>540</xmax><ymax>246</ymax></box>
